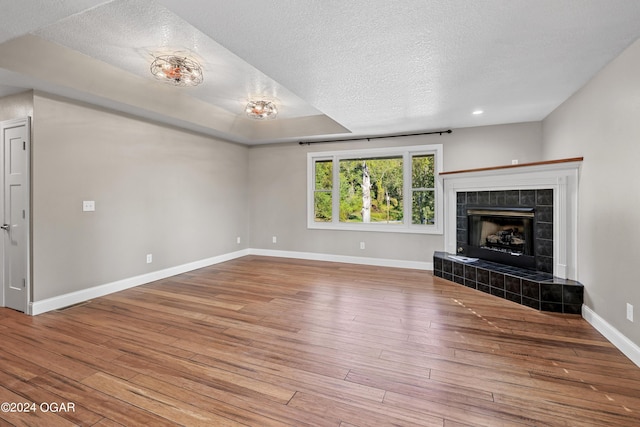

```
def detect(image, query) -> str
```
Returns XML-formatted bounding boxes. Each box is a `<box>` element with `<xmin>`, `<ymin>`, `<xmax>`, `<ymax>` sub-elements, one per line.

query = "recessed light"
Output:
<box><xmin>472</xmin><ymin>110</ymin><xmax>484</xmax><ymax>115</ymax></box>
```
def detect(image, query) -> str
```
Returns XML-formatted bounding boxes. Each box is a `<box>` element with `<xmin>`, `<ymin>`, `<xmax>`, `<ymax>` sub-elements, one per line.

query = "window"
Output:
<box><xmin>313</xmin><ymin>159</ymin><xmax>333</xmax><ymax>222</ymax></box>
<box><xmin>307</xmin><ymin>144</ymin><xmax>443</xmax><ymax>234</ymax></box>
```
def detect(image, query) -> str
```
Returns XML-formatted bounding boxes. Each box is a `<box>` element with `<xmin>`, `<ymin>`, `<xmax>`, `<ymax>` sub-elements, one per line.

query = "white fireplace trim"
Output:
<box><xmin>441</xmin><ymin>160</ymin><xmax>581</xmax><ymax>280</ymax></box>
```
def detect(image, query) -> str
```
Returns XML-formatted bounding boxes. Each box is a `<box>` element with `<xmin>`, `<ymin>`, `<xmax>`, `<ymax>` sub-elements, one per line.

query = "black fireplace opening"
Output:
<box><xmin>456</xmin><ymin>190</ymin><xmax>553</xmax><ymax>274</ymax></box>
<box><xmin>465</xmin><ymin>207</ymin><xmax>536</xmax><ymax>270</ymax></box>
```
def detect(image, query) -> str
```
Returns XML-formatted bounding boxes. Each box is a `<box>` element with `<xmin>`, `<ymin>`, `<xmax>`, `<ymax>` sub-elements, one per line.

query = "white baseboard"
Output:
<box><xmin>582</xmin><ymin>305</ymin><xmax>640</xmax><ymax>368</ymax></box>
<box><xmin>29</xmin><ymin>248</ymin><xmax>431</xmax><ymax>315</ymax></box>
<box><xmin>248</xmin><ymin>248</ymin><xmax>433</xmax><ymax>271</ymax></box>
<box><xmin>29</xmin><ymin>249</ymin><xmax>250</xmax><ymax>315</ymax></box>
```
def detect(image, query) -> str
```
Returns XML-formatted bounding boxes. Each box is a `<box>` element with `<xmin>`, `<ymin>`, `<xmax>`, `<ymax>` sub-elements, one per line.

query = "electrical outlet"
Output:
<box><xmin>272</xmin><ymin>236</ymin><xmax>277</xmax><ymax>244</ymax></box>
<box><xmin>237</xmin><ymin>236</ymin><xmax>241</xmax><ymax>244</ymax></box>
<box><xmin>146</xmin><ymin>254</ymin><xmax>153</xmax><ymax>264</ymax></box>
<box><xmin>82</xmin><ymin>200</ymin><xmax>95</xmax><ymax>212</ymax></box>
<box><xmin>627</xmin><ymin>303</ymin><xmax>634</xmax><ymax>322</ymax></box>
<box><xmin>360</xmin><ymin>242</ymin><xmax>365</xmax><ymax>250</ymax></box>
<box><xmin>511</xmin><ymin>159</ymin><xmax>519</xmax><ymax>165</ymax></box>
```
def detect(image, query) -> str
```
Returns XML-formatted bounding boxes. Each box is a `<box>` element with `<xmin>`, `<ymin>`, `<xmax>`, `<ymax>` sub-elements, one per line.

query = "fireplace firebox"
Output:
<box><xmin>464</xmin><ymin>207</ymin><xmax>536</xmax><ymax>270</ymax></box>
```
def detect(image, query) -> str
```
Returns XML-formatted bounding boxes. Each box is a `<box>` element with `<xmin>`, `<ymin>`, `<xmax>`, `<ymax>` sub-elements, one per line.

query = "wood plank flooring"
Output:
<box><xmin>1</xmin><ymin>255</ymin><xmax>639</xmax><ymax>426</ymax></box>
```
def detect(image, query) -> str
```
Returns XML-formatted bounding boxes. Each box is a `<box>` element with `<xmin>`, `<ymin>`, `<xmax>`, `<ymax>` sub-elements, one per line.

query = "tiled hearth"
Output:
<box><xmin>433</xmin><ymin>251</ymin><xmax>583</xmax><ymax>314</ymax></box>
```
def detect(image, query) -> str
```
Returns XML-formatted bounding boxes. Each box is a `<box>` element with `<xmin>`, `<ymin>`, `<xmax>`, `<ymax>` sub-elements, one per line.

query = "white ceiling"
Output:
<box><xmin>1</xmin><ymin>0</ymin><xmax>639</xmax><ymax>145</ymax></box>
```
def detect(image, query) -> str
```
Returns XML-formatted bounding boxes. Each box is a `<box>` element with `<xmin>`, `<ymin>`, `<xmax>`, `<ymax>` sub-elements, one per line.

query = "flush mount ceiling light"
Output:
<box><xmin>150</xmin><ymin>55</ymin><xmax>203</xmax><ymax>87</ymax></box>
<box><xmin>245</xmin><ymin>100</ymin><xmax>278</xmax><ymax>120</ymax></box>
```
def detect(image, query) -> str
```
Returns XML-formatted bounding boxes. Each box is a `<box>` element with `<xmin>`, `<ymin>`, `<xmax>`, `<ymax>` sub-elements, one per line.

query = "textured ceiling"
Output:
<box><xmin>1</xmin><ymin>0</ymin><xmax>640</xmax><ymax>144</ymax></box>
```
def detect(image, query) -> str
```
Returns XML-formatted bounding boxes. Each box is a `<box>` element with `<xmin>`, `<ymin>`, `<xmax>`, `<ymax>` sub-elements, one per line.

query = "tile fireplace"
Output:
<box><xmin>437</xmin><ymin>158</ymin><xmax>584</xmax><ymax>313</ymax></box>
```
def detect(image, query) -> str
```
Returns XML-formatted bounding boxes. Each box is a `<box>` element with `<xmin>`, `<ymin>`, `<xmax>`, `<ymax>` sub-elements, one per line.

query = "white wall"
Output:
<box><xmin>248</xmin><ymin>122</ymin><xmax>542</xmax><ymax>264</ymax></box>
<box><xmin>31</xmin><ymin>93</ymin><xmax>249</xmax><ymax>302</ymax></box>
<box><xmin>543</xmin><ymin>39</ymin><xmax>640</xmax><ymax>347</ymax></box>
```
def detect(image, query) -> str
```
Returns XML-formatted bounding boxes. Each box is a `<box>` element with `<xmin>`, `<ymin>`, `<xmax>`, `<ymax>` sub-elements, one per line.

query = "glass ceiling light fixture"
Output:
<box><xmin>150</xmin><ymin>55</ymin><xmax>203</xmax><ymax>87</ymax></box>
<box><xmin>245</xmin><ymin>100</ymin><xmax>278</xmax><ymax>120</ymax></box>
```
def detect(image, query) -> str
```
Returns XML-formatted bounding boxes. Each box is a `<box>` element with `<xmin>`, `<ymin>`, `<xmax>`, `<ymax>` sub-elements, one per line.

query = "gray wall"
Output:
<box><xmin>542</xmin><ymin>39</ymin><xmax>640</xmax><ymax>345</ymax></box>
<box><xmin>31</xmin><ymin>93</ymin><xmax>249</xmax><ymax>301</ymax></box>
<box><xmin>0</xmin><ymin>90</ymin><xmax>33</xmax><ymax>121</ymax></box>
<box><xmin>248</xmin><ymin>122</ymin><xmax>542</xmax><ymax>263</ymax></box>
<box><xmin>0</xmin><ymin>92</ymin><xmax>543</xmax><ymax>303</ymax></box>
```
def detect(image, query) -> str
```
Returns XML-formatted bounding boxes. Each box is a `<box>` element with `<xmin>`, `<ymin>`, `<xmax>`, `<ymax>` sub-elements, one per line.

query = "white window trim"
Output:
<box><xmin>307</xmin><ymin>144</ymin><xmax>443</xmax><ymax>234</ymax></box>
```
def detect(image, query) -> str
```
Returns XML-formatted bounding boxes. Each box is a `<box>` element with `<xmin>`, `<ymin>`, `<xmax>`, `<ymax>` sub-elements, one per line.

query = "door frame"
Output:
<box><xmin>0</xmin><ymin>117</ymin><xmax>31</xmax><ymax>313</ymax></box>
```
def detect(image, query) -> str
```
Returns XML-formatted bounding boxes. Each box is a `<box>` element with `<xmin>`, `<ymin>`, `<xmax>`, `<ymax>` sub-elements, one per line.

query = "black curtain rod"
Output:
<box><xmin>299</xmin><ymin>129</ymin><xmax>452</xmax><ymax>145</ymax></box>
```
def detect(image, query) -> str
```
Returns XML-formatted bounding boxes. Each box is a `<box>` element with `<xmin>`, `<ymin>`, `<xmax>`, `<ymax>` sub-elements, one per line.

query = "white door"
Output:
<box><xmin>1</xmin><ymin>117</ymin><xmax>30</xmax><ymax>313</ymax></box>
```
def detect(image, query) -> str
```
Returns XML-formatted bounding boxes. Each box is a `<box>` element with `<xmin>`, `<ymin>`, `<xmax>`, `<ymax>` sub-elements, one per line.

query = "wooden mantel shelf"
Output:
<box><xmin>440</xmin><ymin>157</ymin><xmax>583</xmax><ymax>176</ymax></box>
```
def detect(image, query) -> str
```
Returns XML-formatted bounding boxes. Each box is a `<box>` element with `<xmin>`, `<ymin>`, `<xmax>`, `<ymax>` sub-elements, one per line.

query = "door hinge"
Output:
<box><xmin>22</xmin><ymin>210</ymin><xmax>25</xmax><ymax>219</ymax></box>
<box><xmin>23</xmin><ymin>140</ymin><xmax>26</xmax><ymax>150</ymax></box>
<box><xmin>23</xmin><ymin>278</ymin><xmax>26</xmax><ymax>288</ymax></box>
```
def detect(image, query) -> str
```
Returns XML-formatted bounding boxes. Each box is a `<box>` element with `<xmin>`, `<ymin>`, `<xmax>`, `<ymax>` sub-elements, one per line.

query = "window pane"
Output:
<box><xmin>412</xmin><ymin>190</ymin><xmax>435</xmax><ymax>224</ymax></box>
<box><xmin>315</xmin><ymin>160</ymin><xmax>332</xmax><ymax>190</ymax></box>
<box><xmin>314</xmin><ymin>191</ymin><xmax>332</xmax><ymax>222</ymax></box>
<box><xmin>339</xmin><ymin>157</ymin><xmax>403</xmax><ymax>223</ymax></box>
<box><xmin>412</xmin><ymin>154</ymin><xmax>434</xmax><ymax>188</ymax></box>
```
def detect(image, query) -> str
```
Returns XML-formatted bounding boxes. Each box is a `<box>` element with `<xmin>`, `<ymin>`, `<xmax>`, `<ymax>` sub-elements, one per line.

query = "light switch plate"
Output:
<box><xmin>83</xmin><ymin>201</ymin><xmax>95</xmax><ymax>212</ymax></box>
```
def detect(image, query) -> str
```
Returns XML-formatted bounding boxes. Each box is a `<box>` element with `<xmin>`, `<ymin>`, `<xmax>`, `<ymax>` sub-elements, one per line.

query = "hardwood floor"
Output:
<box><xmin>1</xmin><ymin>255</ymin><xmax>639</xmax><ymax>426</ymax></box>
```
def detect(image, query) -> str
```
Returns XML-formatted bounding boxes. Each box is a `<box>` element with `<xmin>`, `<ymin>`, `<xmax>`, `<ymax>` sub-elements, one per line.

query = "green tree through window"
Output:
<box><xmin>313</xmin><ymin>160</ymin><xmax>332</xmax><ymax>222</ymax></box>
<box><xmin>338</xmin><ymin>157</ymin><xmax>403</xmax><ymax>223</ymax></box>
<box><xmin>412</xmin><ymin>154</ymin><xmax>435</xmax><ymax>224</ymax></box>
